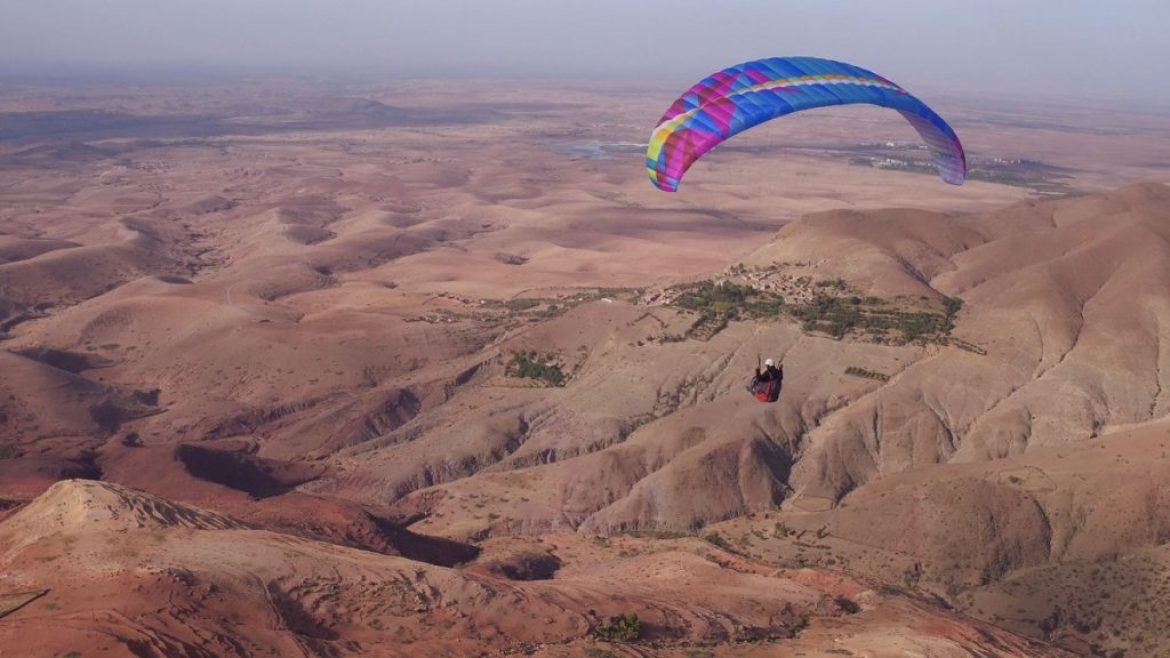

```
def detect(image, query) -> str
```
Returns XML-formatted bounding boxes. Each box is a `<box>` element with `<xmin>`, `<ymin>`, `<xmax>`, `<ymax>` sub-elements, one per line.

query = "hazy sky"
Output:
<box><xmin>2</xmin><ymin>0</ymin><xmax>1168</xmax><ymax>102</ymax></box>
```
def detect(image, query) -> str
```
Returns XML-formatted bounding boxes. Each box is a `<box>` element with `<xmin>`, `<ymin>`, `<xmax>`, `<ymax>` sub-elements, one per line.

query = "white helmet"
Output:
<box><xmin>764</xmin><ymin>358</ymin><xmax>775</xmax><ymax>367</ymax></box>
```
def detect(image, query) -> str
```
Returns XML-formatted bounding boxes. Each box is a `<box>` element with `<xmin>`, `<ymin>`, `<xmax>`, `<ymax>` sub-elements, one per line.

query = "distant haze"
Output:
<box><xmin>2</xmin><ymin>0</ymin><xmax>1168</xmax><ymax>104</ymax></box>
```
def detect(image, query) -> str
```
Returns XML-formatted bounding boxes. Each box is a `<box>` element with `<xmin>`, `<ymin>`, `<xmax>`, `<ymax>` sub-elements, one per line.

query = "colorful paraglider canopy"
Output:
<box><xmin>646</xmin><ymin>57</ymin><xmax>966</xmax><ymax>192</ymax></box>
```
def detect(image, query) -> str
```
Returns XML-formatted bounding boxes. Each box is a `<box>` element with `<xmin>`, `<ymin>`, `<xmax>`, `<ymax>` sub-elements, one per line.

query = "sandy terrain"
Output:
<box><xmin>2</xmin><ymin>77</ymin><xmax>1170</xmax><ymax>656</ymax></box>
<box><xmin>0</xmin><ymin>479</ymin><xmax>1067</xmax><ymax>657</ymax></box>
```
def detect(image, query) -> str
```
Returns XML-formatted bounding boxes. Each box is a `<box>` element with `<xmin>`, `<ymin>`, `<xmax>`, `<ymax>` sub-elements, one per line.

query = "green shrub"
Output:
<box><xmin>834</xmin><ymin>596</ymin><xmax>861</xmax><ymax>614</ymax></box>
<box><xmin>844</xmin><ymin>366</ymin><xmax>890</xmax><ymax>382</ymax></box>
<box><xmin>595</xmin><ymin>612</ymin><xmax>641</xmax><ymax>641</ymax></box>
<box><xmin>504</xmin><ymin>298</ymin><xmax>541</xmax><ymax>312</ymax></box>
<box><xmin>943</xmin><ymin>296</ymin><xmax>964</xmax><ymax>330</ymax></box>
<box><xmin>702</xmin><ymin>531</ymin><xmax>731</xmax><ymax>550</ymax></box>
<box><xmin>505</xmin><ymin>350</ymin><xmax>566</xmax><ymax>387</ymax></box>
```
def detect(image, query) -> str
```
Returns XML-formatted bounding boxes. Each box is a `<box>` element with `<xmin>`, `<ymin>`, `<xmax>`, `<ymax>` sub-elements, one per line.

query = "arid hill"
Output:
<box><xmin>340</xmin><ymin>183</ymin><xmax>1170</xmax><ymax>535</ymax></box>
<box><xmin>0</xmin><ymin>479</ymin><xmax>1067</xmax><ymax>657</ymax></box>
<box><xmin>2</xmin><ymin>79</ymin><xmax>1170</xmax><ymax>656</ymax></box>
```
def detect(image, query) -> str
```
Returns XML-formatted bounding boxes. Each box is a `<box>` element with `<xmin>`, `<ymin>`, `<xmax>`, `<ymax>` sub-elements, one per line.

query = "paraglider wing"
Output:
<box><xmin>645</xmin><ymin>57</ymin><xmax>966</xmax><ymax>192</ymax></box>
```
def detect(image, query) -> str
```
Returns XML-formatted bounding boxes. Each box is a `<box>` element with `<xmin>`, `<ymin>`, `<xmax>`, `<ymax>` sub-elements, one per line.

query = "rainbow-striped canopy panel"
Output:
<box><xmin>646</xmin><ymin>57</ymin><xmax>966</xmax><ymax>192</ymax></box>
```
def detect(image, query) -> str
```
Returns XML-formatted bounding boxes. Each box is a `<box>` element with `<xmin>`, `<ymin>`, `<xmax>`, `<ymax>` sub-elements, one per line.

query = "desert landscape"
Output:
<box><xmin>2</xmin><ymin>72</ymin><xmax>1170</xmax><ymax>658</ymax></box>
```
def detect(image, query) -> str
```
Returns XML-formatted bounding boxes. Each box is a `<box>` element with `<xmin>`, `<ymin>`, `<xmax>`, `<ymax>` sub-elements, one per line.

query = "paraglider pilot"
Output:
<box><xmin>749</xmin><ymin>358</ymin><xmax>783</xmax><ymax>403</ymax></box>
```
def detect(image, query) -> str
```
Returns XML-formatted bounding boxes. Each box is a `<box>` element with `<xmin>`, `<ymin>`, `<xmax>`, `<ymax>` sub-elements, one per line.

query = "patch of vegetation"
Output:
<box><xmin>482</xmin><ymin>287</ymin><xmax>641</xmax><ymax>326</ymax></box>
<box><xmin>948</xmin><ymin>336</ymin><xmax>987</xmax><ymax>354</ymax></box>
<box><xmin>617</xmin><ymin>528</ymin><xmax>690</xmax><ymax>540</ymax></box>
<box><xmin>621</xmin><ymin>413</ymin><xmax>657</xmax><ymax>438</ymax></box>
<box><xmin>793</xmin><ymin>293</ymin><xmax>963</xmax><ymax>344</ymax></box>
<box><xmin>536</xmin><ymin>303</ymin><xmax>564</xmax><ymax>319</ymax></box>
<box><xmin>504</xmin><ymin>298</ymin><xmax>541</xmax><ymax>312</ymax></box>
<box><xmin>675</xmin><ymin>280</ymin><xmax>784</xmax><ymax>317</ymax></box>
<box><xmin>793</xmin><ymin>294</ymin><xmax>871</xmax><ymax>339</ymax></box>
<box><xmin>0</xmin><ymin>443</ymin><xmax>18</xmax><ymax>460</ymax></box>
<box><xmin>686</xmin><ymin>311</ymin><xmax>729</xmax><ymax>341</ymax></box>
<box><xmin>594</xmin><ymin>612</ymin><xmax>642</xmax><ymax>642</ymax></box>
<box><xmin>902</xmin><ymin>562</ymin><xmax>923</xmax><ymax>589</ymax></box>
<box><xmin>593</xmin><ymin>286</ymin><xmax>641</xmax><ymax>302</ymax></box>
<box><xmin>844</xmin><ymin>366</ymin><xmax>890</xmax><ymax>382</ymax></box>
<box><xmin>670</xmin><ymin>280</ymin><xmax>784</xmax><ymax>340</ymax></box>
<box><xmin>702</xmin><ymin>531</ymin><xmax>732</xmax><ymax>550</ymax></box>
<box><xmin>942</xmin><ymin>296</ymin><xmax>964</xmax><ymax>331</ymax></box>
<box><xmin>505</xmin><ymin>350</ymin><xmax>566</xmax><ymax>387</ymax></box>
<box><xmin>789</xmin><ymin>614</ymin><xmax>811</xmax><ymax>637</ymax></box>
<box><xmin>495</xmin><ymin>253</ymin><xmax>529</xmax><ymax>266</ymax></box>
<box><xmin>662</xmin><ymin>276</ymin><xmax>974</xmax><ymax>349</ymax></box>
<box><xmin>834</xmin><ymin>596</ymin><xmax>861</xmax><ymax>614</ymax></box>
